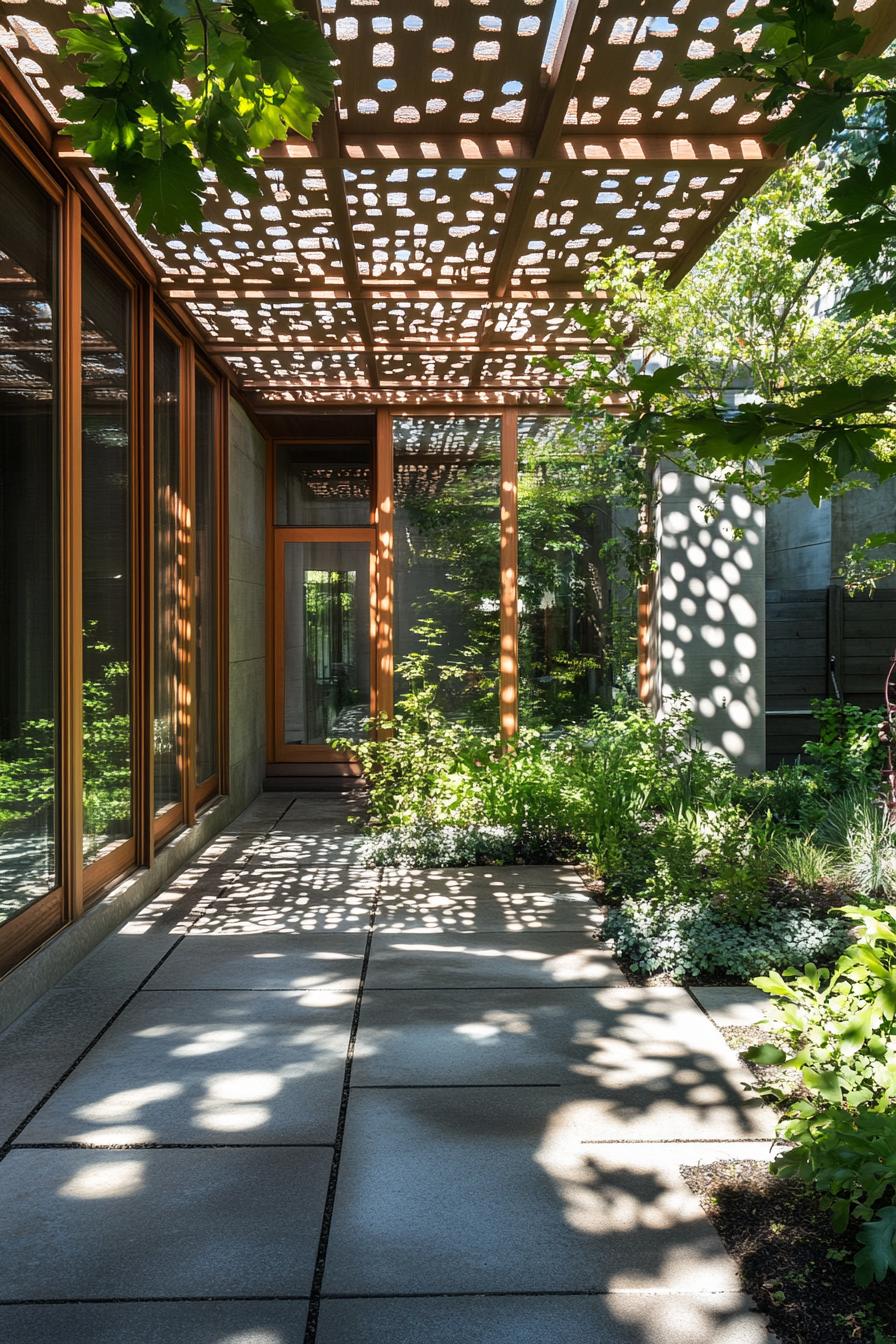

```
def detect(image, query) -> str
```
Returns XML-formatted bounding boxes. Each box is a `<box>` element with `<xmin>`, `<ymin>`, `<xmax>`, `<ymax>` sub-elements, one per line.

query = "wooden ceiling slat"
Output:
<box><xmin>1</xmin><ymin>0</ymin><xmax>889</xmax><ymax>405</ymax></box>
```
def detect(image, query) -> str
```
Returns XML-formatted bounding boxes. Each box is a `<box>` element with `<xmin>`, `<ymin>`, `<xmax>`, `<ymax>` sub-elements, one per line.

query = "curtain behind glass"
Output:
<box><xmin>0</xmin><ymin>147</ymin><xmax>58</xmax><ymax>924</ymax></box>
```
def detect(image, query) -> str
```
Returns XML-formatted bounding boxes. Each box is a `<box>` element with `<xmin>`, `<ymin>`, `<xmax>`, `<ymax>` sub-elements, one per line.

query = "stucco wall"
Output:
<box><xmin>228</xmin><ymin>396</ymin><xmax>268</xmax><ymax>808</ymax></box>
<box><xmin>654</xmin><ymin>468</ymin><xmax>766</xmax><ymax>773</ymax></box>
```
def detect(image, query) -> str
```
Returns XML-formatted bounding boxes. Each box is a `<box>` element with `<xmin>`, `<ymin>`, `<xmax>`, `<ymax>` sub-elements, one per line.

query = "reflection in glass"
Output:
<box><xmin>153</xmin><ymin>326</ymin><xmax>182</xmax><ymax>815</ymax></box>
<box><xmin>393</xmin><ymin>417</ymin><xmax>500</xmax><ymax>724</ymax></box>
<box><xmin>517</xmin><ymin>416</ymin><xmax>612</xmax><ymax>727</ymax></box>
<box><xmin>0</xmin><ymin>147</ymin><xmax>58</xmax><ymax>924</ymax></box>
<box><xmin>195</xmin><ymin>373</ymin><xmax>218</xmax><ymax>786</ymax></box>
<box><xmin>276</xmin><ymin>441</ymin><xmax>372</xmax><ymax>526</ymax></box>
<box><xmin>283</xmin><ymin>541</ymin><xmax>370</xmax><ymax>744</ymax></box>
<box><xmin>81</xmin><ymin>248</ymin><xmax>132</xmax><ymax>864</ymax></box>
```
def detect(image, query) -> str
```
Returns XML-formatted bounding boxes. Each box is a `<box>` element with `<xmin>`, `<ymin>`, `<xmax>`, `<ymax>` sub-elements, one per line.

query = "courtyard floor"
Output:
<box><xmin>0</xmin><ymin>793</ymin><xmax>778</xmax><ymax>1343</ymax></box>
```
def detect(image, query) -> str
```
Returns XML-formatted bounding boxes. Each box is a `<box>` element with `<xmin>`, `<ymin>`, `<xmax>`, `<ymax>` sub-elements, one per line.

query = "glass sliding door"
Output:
<box><xmin>279</xmin><ymin>538</ymin><xmax>372</xmax><ymax>748</ymax></box>
<box><xmin>81</xmin><ymin>246</ymin><xmax>133</xmax><ymax>868</ymax></box>
<box><xmin>393</xmin><ymin>416</ymin><xmax>501</xmax><ymax>725</ymax></box>
<box><xmin>153</xmin><ymin>324</ymin><xmax>183</xmax><ymax>823</ymax></box>
<box><xmin>0</xmin><ymin>147</ymin><xmax>59</xmax><ymax>927</ymax></box>
<box><xmin>517</xmin><ymin>415</ymin><xmax>613</xmax><ymax>727</ymax></box>
<box><xmin>194</xmin><ymin>370</ymin><xmax>218</xmax><ymax>794</ymax></box>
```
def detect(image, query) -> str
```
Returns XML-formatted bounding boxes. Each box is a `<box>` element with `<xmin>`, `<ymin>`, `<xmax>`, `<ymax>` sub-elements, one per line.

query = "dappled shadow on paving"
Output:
<box><xmin>0</xmin><ymin>796</ymin><xmax>775</xmax><ymax>1344</ymax></box>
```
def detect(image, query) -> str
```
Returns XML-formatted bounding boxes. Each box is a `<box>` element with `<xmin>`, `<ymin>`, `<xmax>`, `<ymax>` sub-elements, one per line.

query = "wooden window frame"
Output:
<box><xmin>80</xmin><ymin>227</ymin><xmax>143</xmax><ymax>903</ymax></box>
<box><xmin>151</xmin><ymin>311</ymin><xmax>191</xmax><ymax>847</ymax></box>
<box><xmin>0</xmin><ymin>124</ymin><xmax>68</xmax><ymax>973</ymax></box>
<box><xmin>192</xmin><ymin>359</ymin><xmax>227</xmax><ymax>813</ymax></box>
<box><xmin>387</xmin><ymin>408</ymin><xmax>520</xmax><ymax>743</ymax></box>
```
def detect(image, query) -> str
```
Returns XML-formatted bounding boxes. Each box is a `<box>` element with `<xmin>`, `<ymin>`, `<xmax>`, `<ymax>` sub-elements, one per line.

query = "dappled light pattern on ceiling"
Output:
<box><xmin>393</xmin><ymin>414</ymin><xmax>501</xmax><ymax>501</ymax></box>
<box><xmin>0</xmin><ymin>0</ymin><xmax>890</xmax><ymax>404</ymax></box>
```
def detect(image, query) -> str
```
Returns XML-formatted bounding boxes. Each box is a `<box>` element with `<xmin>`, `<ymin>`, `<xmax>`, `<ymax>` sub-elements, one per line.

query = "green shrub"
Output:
<box><xmin>802</xmin><ymin>698</ymin><xmax>888</xmax><ymax>800</ymax></box>
<box><xmin>359</xmin><ymin>823</ymin><xmax>520</xmax><ymax>868</ymax></box>
<box><xmin>603</xmin><ymin>898</ymin><xmax>849</xmax><ymax>982</ymax></box>
<box><xmin>748</xmin><ymin>906</ymin><xmax>896</xmax><ymax>1284</ymax></box>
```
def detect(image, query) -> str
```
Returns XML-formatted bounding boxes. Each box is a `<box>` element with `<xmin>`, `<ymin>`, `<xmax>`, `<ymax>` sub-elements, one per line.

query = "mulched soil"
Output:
<box><xmin>720</xmin><ymin>1024</ymin><xmax>807</xmax><ymax>1104</ymax></box>
<box><xmin>682</xmin><ymin>1160</ymin><xmax>896</xmax><ymax>1344</ymax></box>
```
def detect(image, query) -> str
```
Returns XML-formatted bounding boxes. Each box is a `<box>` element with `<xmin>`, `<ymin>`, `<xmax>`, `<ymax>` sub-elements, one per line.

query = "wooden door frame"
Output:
<box><xmin>271</xmin><ymin>527</ymin><xmax>377</xmax><ymax>764</ymax></box>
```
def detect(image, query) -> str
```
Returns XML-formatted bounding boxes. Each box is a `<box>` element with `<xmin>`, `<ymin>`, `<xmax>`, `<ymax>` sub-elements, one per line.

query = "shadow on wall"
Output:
<box><xmin>655</xmin><ymin>469</ymin><xmax>766</xmax><ymax>772</ymax></box>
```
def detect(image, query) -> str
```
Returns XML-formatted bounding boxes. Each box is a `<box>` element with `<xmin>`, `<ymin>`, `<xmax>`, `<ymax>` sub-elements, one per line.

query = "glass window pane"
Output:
<box><xmin>82</xmin><ymin>248</ymin><xmax>132</xmax><ymax>863</ymax></box>
<box><xmin>195</xmin><ymin>372</ymin><xmax>218</xmax><ymax>785</ymax></box>
<box><xmin>393</xmin><ymin>417</ymin><xmax>500</xmax><ymax>725</ymax></box>
<box><xmin>276</xmin><ymin>441</ymin><xmax>372</xmax><ymax>525</ymax></box>
<box><xmin>0</xmin><ymin>147</ymin><xmax>58</xmax><ymax>924</ymax></box>
<box><xmin>283</xmin><ymin>540</ymin><xmax>370</xmax><ymax>744</ymax></box>
<box><xmin>517</xmin><ymin>415</ymin><xmax>613</xmax><ymax>727</ymax></box>
<box><xmin>153</xmin><ymin>326</ymin><xmax>182</xmax><ymax>815</ymax></box>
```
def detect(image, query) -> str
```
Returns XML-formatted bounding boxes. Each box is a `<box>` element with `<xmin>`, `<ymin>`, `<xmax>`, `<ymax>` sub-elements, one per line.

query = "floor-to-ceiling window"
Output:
<box><xmin>0</xmin><ymin>130</ymin><xmax>228</xmax><ymax>978</ymax></box>
<box><xmin>0</xmin><ymin>146</ymin><xmax>59</xmax><ymax>929</ymax></box>
<box><xmin>393</xmin><ymin>416</ymin><xmax>501</xmax><ymax>725</ymax></box>
<box><xmin>153</xmin><ymin>324</ymin><xmax>183</xmax><ymax>826</ymax></box>
<box><xmin>194</xmin><ymin>369</ymin><xmax>219</xmax><ymax>796</ymax></box>
<box><xmin>81</xmin><ymin>245</ymin><xmax>133</xmax><ymax>870</ymax></box>
<box><xmin>517</xmin><ymin>415</ymin><xmax>613</xmax><ymax>727</ymax></box>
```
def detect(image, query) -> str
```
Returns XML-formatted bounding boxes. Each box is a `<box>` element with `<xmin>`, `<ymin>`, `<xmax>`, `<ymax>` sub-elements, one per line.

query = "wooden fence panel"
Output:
<box><xmin>764</xmin><ymin>587</ymin><xmax>896</xmax><ymax>767</ymax></box>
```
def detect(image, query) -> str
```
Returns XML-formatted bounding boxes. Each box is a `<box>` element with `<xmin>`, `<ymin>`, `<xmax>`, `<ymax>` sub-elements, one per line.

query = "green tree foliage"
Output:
<box><xmin>673</xmin><ymin>0</ymin><xmax>896</xmax><ymax>577</ymax></box>
<box><xmin>549</xmin><ymin>155</ymin><xmax>896</xmax><ymax>581</ymax></box>
<box><xmin>60</xmin><ymin>0</ymin><xmax>334</xmax><ymax>232</ymax></box>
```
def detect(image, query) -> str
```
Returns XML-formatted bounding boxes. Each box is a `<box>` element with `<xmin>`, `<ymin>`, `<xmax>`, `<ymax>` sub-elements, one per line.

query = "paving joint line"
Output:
<box><xmin>302</xmin><ymin>868</ymin><xmax>381</xmax><ymax>1344</ymax></box>
<box><xmin>0</xmin><ymin>850</ymin><xmax>256</xmax><ymax>1157</ymax></box>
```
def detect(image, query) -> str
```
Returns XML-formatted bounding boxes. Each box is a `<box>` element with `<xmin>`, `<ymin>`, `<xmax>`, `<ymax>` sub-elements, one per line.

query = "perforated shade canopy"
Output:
<box><xmin>2</xmin><ymin>0</ymin><xmax>893</xmax><ymax>408</ymax></box>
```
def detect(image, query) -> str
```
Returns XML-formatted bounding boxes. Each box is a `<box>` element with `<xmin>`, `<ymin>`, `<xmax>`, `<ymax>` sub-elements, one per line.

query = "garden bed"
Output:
<box><xmin>682</xmin><ymin>1160</ymin><xmax>896</xmax><ymax>1344</ymax></box>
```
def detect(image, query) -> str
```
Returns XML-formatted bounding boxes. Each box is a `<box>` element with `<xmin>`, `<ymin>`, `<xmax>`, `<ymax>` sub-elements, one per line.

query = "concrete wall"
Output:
<box><xmin>831</xmin><ymin>476</ymin><xmax>896</xmax><ymax>590</ymax></box>
<box><xmin>228</xmin><ymin>397</ymin><xmax>268</xmax><ymax>809</ymax></box>
<box><xmin>654</xmin><ymin>468</ymin><xmax>766</xmax><ymax>773</ymax></box>
<box><xmin>766</xmin><ymin>495</ymin><xmax>830</xmax><ymax>590</ymax></box>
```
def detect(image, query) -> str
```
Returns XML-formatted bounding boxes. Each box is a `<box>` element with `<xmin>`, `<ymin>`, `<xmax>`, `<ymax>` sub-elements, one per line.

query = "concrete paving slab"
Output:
<box><xmin>0</xmin><ymin>1147</ymin><xmax>330</xmax><ymax>1299</ymax></box>
<box><xmin>376</xmin><ymin>868</ymin><xmax>602</xmax><ymax>933</ymax></box>
<box><xmin>238</xmin><ymin>832</ymin><xmax>366</xmax><ymax>864</ymax></box>
<box><xmin>365</xmin><ymin>929</ymin><xmax>623</xmax><ymax>989</ymax></box>
<box><xmin>323</xmin><ymin>1087</ymin><xmax>768</xmax><ymax>1295</ymax></box>
<box><xmin>147</xmin><ymin>932</ymin><xmax>367</xmax><ymax>991</ymax></box>
<box><xmin>189</xmin><ymin>868</ymin><xmax>376</xmax><ymax>936</ymax></box>
<box><xmin>0</xmin><ymin>1301</ymin><xmax>310</xmax><ymax>1343</ymax></box>
<box><xmin>692</xmin><ymin>986</ymin><xmax>770</xmax><ymax>1030</ymax></box>
<box><xmin>0</xmin><ymin>987</ymin><xmax>124</xmax><ymax>1145</ymax></box>
<box><xmin>17</xmin><ymin>989</ymin><xmax>354</xmax><ymax>1145</ymax></box>
<box><xmin>316</xmin><ymin>1294</ymin><xmax>775</xmax><ymax>1344</ymax></box>
<box><xmin>352</xmin><ymin>987</ymin><xmax>774</xmax><ymax>1136</ymax></box>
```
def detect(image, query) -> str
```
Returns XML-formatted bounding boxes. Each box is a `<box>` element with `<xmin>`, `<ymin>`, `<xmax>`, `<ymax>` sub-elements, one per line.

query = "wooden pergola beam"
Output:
<box><xmin>166</xmin><ymin>284</ymin><xmax>599</xmax><ymax>302</ymax></box>
<box><xmin>476</xmin><ymin>0</ymin><xmax>599</xmax><ymax>380</ymax></box>
<box><xmin>207</xmin><ymin>341</ymin><xmax>595</xmax><ymax>356</ymax></box>
<box><xmin>54</xmin><ymin>131</ymin><xmax>772</xmax><ymax>169</ymax></box>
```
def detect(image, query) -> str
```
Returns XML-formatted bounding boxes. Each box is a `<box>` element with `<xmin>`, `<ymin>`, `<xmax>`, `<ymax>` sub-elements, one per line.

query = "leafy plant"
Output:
<box><xmin>802</xmin><ymin>699</ymin><xmax>889</xmax><ymax>797</ymax></box>
<box><xmin>60</xmin><ymin>0</ymin><xmax>334</xmax><ymax>232</ymax></box>
<box><xmin>604</xmin><ymin>898</ymin><xmax>848</xmax><ymax>983</ymax></box>
<box><xmin>748</xmin><ymin>905</ymin><xmax>896</xmax><ymax>1283</ymax></box>
<box><xmin>547</xmin><ymin>154</ymin><xmax>896</xmax><ymax>587</ymax></box>
<box><xmin>359</xmin><ymin>823</ymin><xmax>519</xmax><ymax>869</ymax></box>
<box><xmin>673</xmin><ymin>0</ymin><xmax>896</xmax><ymax>585</ymax></box>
